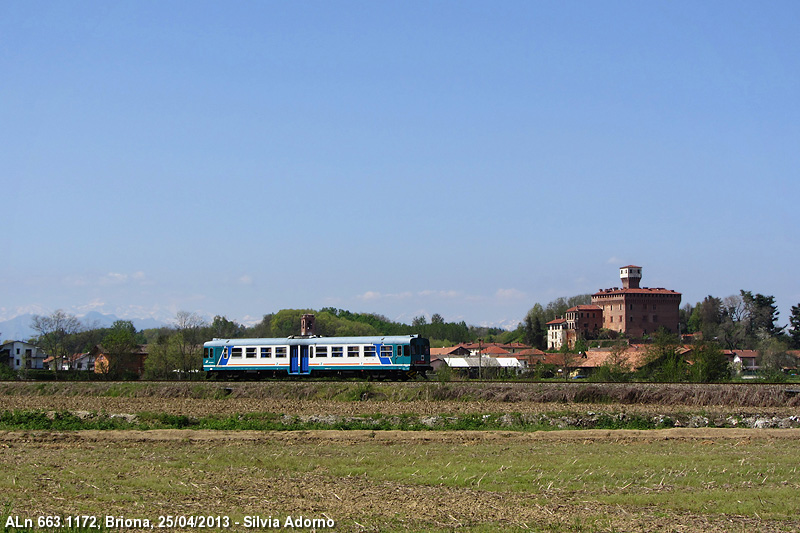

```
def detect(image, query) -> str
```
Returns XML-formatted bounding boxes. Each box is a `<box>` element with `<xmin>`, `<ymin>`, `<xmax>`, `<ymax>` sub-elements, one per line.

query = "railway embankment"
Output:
<box><xmin>1</xmin><ymin>381</ymin><xmax>798</xmax><ymax>431</ymax></box>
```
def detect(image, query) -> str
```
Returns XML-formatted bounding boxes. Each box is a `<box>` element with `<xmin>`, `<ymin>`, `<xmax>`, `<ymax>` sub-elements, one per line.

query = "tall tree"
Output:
<box><xmin>102</xmin><ymin>320</ymin><xmax>139</xmax><ymax>377</ymax></box>
<box><xmin>641</xmin><ymin>329</ymin><xmax>686</xmax><ymax>382</ymax></box>
<box><xmin>741</xmin><ymin>290</ymin><xmax>783</xmax><ymax>341</ymax></box>
<box><xmin>173</xmin><ymin>311</ymin><xmax>207</xmax><ymax>376</ymax></box>
<box><xmin>758</xmin><ymin>337</ymin><xmax>792</xmax><ymax>381</ymax></box>
<box><xmin>789</xmin><ymin>304</ymin><xmax>800</xmax><ymax>349</ymax></box>
<box><xmin>208</xmin><ymin>315</ymin><xmax>245</xmax><ymax>339</ymax></box>
<box><xmin>143</xmin><ymin>331</ymin><xmax>179</xmax><ymax>379</ymax></box>
<box><xmin>689</xmin><ymin>342</ymin><xmax>729</xmax><ymax>383</ymax></box>
<box><xmin>31</xmin><ymin>310</ymin><xmax>82</xmax><ymax>372</ymax></box>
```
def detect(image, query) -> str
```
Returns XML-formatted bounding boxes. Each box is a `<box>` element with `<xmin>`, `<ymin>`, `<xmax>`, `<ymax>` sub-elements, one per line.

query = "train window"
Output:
<box><xmin>275</xmin><ymin>347</ymin><xmax>287</xmax><ymax>358</ymax></box>
<box><xmin>381</xmin><ymin>346</ymin><xmax>392</xmax><ymax>358</ymax></box>
<box><xmin>260</xmin><ymin>347</ymin><xmax>271</xmax><ymax>358</ymax></box>
<box><xmin>347</xmin><ymin>346</ymin><xmax>360</xmax><ymax>357</ymax></box>
<box><xmin>364</xmin><ymin>346</ymin><xmax>376</xmax><ymax>357</ymax></box>
<box><xmin>315</xmin><ymin>346</ymin><xmax>328</xmax><ymax>358</ymax></box>
<box><xmin>403</xmin><ymin>345</ymin><xmax>409</xmax><ymax>357</ymax></box>
<box><xmin>231</xmin><ymin>348</ymin><xmax>242</xmax><ymax>358</ymax></box>
<box><xmin>331</xmin><ymin>347</ymin><xmax>343</xmax><ymax>358</ymax></box>
<box><xmin>246</xmin><ymin>347</ymin><xmax>257</xmax><ymax>358</ymax></box>
<box><xmin>223</xmin><ymin>348</ymin><xmax>229</xmax><ymax>360</ymax></box>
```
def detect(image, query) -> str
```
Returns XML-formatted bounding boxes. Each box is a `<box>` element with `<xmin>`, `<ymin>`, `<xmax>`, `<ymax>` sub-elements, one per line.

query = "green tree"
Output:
<box><xmin>641</xmin><ymin>329</ymin><xmax>686</xmax><ymax>382</ymax></box>
<box><xmin>523</xmin><ymin>304</ymin><xmax>546</xmax><ymax>349</ymax></box>
<box><xmin>269</xmin><ymin>309</ymin><xmax>312</xmax><ymax>337</ymax></box>
<box><xmin>102</xmin><ymin>320</ymin><xmax>139</xmax><ymax>378</ymax></box>
<box><xmin>689</xmin><ymin>342</ymin><xmax>729</xmax><ymax>382</ymax></box>
<box><xmin>717</xmin><ymin>316</ymin><xmax>746</xmax><ymax>350</ymax></box>
<box><xmin>593</xmin><ymin>341</ymin><xmax>632</xmax><ymax>382</ymax></box>
<box><xmin>687</xmin><ymin>296</ymin><xmax>724</xmax><ymax>338</ymax></box>
<box><xmin>208</xmin><ymin>315</ymin><xmax>245</xmax><ymax>339</ymax></box>
<box><xmin>741</xmin><ymin>290</ymin><xmax>783</xmax><ymax>342</ymax></box>
<box><xmin>524</xmin><ymin>315</ymin><xmax>544</xmax><ymax>349</ymax></box>
<box><xmin>757</xmin><ymin>337</ymin><xmax>792</xmax><ymax>381</ymax></box>
<box><xmin>143</xmin><ymin>331</ymin><xmax>179</xmax><ymax>379</ymax></box>
<box><xmin>789</xmin><ymin>304</ymin><xmax>800</xmax><ymax>349</ymax></box>
<box><xmin>679</xmin><ymin>303</ymin><xmax>693</xmax><ymax>336</ymax></box>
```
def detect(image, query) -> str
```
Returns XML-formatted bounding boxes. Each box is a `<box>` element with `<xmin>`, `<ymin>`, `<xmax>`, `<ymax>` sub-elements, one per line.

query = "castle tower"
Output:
<box><xmin>620</xmin><ymin>265</ymin><xmax>642</xmax><ymax>289</ymax></box>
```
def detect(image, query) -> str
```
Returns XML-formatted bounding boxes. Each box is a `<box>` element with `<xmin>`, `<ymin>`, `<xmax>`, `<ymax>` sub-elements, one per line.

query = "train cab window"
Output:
<box><xmin>246</xmin><ymin>347</ymin><xmax>257</xmax><ymax>358</ymax></box>
<box><xmin>364</xmin><ymin>346</ymin><xmax>376</xmax><ymax>357</ymax></box>
<box><xmin>315</xmin><ymin>346</ymin><xmax>328</xmax><ymax>358</ymax></box>
<box><xmin>260</xmin><ymin>347</ymin><xmax>272</xmax><ymax>358</ymax></box>
<box><xmin>275</xmin><ymin>347</ymin><xmax>287</xmax><ymax>358</ymax></box>
<box><xmin>331</xmin><ymin>347</ymin><xmax>343</xmax><ymax>358</ymax></box>
<box><xmin>347</xmin><ymin>346</ymin><xmax>360</xmax><ymax>358</ymax></box>
<box><xmin>231</xmin><ymin>348</ymin><xmax>242</xmax><ymax>358</ymax></box>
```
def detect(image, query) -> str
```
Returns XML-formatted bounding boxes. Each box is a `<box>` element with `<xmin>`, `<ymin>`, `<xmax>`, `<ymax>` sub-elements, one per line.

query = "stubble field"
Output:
<box><xmin>2</xmin><ymin>381</ymin><xmax>799</xmax><ymax>532</ymax></box>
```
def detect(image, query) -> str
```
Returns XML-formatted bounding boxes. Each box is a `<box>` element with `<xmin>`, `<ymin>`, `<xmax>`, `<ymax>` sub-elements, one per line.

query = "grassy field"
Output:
<box><xmin>2</xmin><ymin>429</ymin><xmax>799</xmax><ymax>532</ymax></box>
<box><xmin>1</xmin><ymin>382</ymin><xmax>799</xmax><ymax>532</ymax></box>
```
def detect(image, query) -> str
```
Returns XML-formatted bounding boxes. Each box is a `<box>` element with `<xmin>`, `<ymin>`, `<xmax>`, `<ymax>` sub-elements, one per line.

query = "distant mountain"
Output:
<box><xmin>77</xmin><ymin>312</ymin><xmax>169</xmax><ymax>332</ymax></box>
<box><xmin>0</xmin><ymin>312</ymin><xmax>168</xmax><ymax>343</ymax></box>
<box><xmin>0</xmin><ymin>313</ymin><xmax>38</xmax><ymax>342</ymax></box>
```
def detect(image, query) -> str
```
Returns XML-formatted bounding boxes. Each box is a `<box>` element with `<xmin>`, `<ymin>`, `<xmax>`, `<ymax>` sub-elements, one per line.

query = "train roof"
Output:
<box><xmin>204</xmin><ymin>335</ymin><xmax>424</xmax><ymax>347</ymax></box>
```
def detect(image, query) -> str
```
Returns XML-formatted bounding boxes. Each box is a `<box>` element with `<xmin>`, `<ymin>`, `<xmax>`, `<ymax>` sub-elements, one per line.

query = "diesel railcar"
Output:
<box><xmin>203</xmin><ymin>335</ymin><xmax>431</xmax><ymax>380</ymax></box>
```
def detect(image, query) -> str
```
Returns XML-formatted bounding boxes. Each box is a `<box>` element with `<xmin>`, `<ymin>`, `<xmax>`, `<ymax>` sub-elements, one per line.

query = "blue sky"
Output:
<box><xmin>2</xmin><ymin>1</ymin><xmax>799</xmax><ymax>329</ymax></box>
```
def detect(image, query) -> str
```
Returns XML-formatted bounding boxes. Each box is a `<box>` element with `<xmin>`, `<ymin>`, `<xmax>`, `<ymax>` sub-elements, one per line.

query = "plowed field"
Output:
<box><xmin>2</xmin><ymin>382</ymin><xmax>799</xmax><ymax>532</ymax></box>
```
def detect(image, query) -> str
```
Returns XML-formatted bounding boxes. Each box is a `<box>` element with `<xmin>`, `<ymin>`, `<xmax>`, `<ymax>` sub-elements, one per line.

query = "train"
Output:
<box><xmin>203</xmin><ymin>334</ymin><xmax>431</xmax><ymax>380</ymax></box>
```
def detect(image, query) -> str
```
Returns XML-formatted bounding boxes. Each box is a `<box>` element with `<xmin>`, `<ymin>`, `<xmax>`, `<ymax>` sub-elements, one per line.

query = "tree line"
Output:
<box><xmin>13</xmin><ymin>292</ymin><xmax>799</xmax><ymax>381</ymax></box>
<box><xmin>15</xmin><ymin>308</ymin><xmax>516</xmax><ymax>379</ymax></box>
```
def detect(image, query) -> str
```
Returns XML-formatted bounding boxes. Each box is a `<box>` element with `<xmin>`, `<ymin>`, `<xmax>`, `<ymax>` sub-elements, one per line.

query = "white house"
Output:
<box><xmin>0</xmin><ymin>341</ymin><xmax>48</xmax><ymax>370</ymax></box>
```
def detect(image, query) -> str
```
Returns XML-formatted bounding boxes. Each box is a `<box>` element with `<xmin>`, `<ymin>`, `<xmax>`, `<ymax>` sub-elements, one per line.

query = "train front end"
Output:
<box><xmin>408</xmin><ymin>335</ymin><xmax>431</xmax><ymax>377</ymax></box>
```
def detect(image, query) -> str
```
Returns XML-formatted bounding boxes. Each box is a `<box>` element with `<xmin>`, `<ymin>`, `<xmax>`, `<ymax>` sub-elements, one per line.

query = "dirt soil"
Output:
<box><xmin>3</xmin><ymin>382</ymin><xmax>800</xmax><ymax>531</ymax></box>
<box><xmin>3</xmin><ymin>429</ymin><xmax>800</xmax><ymax>532</ymax></box>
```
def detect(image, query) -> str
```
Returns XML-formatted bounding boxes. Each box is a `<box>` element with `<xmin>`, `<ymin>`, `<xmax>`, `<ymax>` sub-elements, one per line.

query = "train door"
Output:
<box><xmin>289</xmin><ymin>345</ymin><xmax>310</xmax><ymax>375</ymax></box>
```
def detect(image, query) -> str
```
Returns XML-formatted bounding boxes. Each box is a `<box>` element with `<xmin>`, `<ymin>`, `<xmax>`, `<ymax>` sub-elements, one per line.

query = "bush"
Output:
<box><xmin>0</xmin><ymin>365</ymin><xmax>17</xmax><ymax>380</ymax></box>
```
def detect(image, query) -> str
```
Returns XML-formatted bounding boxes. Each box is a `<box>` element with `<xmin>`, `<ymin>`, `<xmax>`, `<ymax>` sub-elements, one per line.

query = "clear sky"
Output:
<box><xmin>2</xmin><ymin>1</ymin><xmax>799</xmax><ymax>330</ymax></box>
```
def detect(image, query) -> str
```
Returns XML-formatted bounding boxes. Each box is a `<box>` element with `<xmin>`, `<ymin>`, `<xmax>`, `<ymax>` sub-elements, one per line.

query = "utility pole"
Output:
<box><xmin>478</xmin><ymin>338</ymin><xmax>482</xmax><ymax>380</ymax></box>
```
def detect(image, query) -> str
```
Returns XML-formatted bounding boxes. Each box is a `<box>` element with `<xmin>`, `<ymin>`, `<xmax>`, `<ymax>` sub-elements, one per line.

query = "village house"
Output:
<box><xmin>546</xmin><ymin>317</ymin><xmax>571</xmax><ymax>350</ymax></box>
<box><xmin>0</xmin><ymin>341</ymin><xmax>48</xmax><ymax>371</ymax></box>
<box><xmin>92</xmin><ymin>344</ymin><xmax>148</xmax><ymax>375</ymax></box>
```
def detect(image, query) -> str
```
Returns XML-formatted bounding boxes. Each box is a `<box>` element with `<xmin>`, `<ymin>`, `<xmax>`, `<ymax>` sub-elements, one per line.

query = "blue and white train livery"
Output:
<box><xmin>203</xmin><ymin>335</ymin><xmax>431</xmax><ymax>379</ymax></box>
